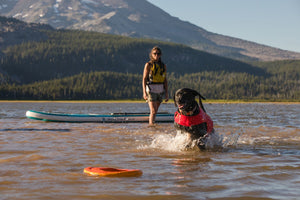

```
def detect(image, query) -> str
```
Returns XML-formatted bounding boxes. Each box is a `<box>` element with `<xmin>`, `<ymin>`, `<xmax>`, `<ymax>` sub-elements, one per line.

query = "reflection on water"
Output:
<box><xmin>0</xmin><ymin>102</ymin><xmax>300</xmax><ymax>200</ymax></box>
<box><xmin>0</xmin><ymin>128</ymin><xmax>71</xmax><ymax>132</ymax></box>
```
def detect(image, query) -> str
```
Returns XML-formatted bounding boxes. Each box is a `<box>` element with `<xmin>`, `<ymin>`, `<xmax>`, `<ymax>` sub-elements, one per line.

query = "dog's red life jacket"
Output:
<box><xmin>174</xmin><ymin>108</ymin><xmax>214</xmax><ymax>134</ymax></box>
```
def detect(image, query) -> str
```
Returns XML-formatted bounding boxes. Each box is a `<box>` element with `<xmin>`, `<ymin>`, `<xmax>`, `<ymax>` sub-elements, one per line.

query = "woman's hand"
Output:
<box><xmin>143</xmin><ymin>92</ymin><xmax>148</xmax><ymax>100</ymax></box>
<box><xmin>165</xmin><ymin>93</ymin><xmax>169</xmax><ymax>102</ymax></box>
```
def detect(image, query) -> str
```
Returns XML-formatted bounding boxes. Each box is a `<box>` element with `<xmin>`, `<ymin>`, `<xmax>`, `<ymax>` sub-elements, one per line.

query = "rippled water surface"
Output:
<box><xmin>1</xmin><ymin>102</ymin><xmax>300</xmax><ymax>200</ymax></box>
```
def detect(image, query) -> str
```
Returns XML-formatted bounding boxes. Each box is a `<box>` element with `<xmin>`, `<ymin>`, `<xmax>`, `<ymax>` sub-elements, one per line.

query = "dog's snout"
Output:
<box><xmin>178</xmin><ymin>104</ymin><xmax>184</xmax><ymax>108</ymax></box>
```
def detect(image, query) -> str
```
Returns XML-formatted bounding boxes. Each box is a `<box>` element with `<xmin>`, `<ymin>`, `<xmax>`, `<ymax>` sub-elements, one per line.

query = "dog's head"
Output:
<box><xmin>174</xmin><ymin>88</ymin><xmax>206</xmax><ymax>114</ymax></box>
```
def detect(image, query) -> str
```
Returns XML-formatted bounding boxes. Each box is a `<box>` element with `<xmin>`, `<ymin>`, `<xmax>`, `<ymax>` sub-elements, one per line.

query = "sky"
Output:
<box><xmin>147</xmin><ymin>0</ymin><xmax>300</xmax><ymax>53</ymax></box>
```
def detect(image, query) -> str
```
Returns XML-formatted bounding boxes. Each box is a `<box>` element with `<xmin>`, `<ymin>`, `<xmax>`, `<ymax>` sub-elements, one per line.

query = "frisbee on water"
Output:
<box><xmin>83</xmin><ymin>166</ymin><xmax>142</xmax><ymax>177</ymax></box>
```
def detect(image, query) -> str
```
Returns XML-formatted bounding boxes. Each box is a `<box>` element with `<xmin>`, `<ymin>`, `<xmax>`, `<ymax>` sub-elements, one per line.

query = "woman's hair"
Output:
<box><xmin>149</xmin><ymin>46</ymin><xmax>162</xmax><ymax>63</ymax></box>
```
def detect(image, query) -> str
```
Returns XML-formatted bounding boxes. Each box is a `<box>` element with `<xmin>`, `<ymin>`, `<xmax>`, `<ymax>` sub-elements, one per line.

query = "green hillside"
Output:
<box><xmin>0</xmin><ymin>16</ymin><xmax>299</xmax><ymax>101</ymax></box>
<box><xmin>1</xmin><ymin>29</ymin><xmax>265</xmax><ymax>84</ymax></box>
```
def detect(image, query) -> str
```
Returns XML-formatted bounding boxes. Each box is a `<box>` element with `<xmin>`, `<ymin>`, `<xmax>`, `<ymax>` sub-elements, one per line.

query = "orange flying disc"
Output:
<box><xmin>83</xmin><ymin>166</ymin><xmax>142</xmax><ymax>177</ymax></box>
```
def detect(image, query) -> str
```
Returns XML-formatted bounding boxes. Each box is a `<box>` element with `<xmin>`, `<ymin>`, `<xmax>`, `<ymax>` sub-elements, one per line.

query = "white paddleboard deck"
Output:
<box><xmin>26</xmin><ymin>110</ymin><xmax>174</xmax><ymax>123</ymax></box>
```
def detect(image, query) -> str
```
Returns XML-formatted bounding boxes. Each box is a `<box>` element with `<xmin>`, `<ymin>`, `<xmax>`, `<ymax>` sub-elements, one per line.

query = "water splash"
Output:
<box><xmin>221</xmin><ymin>129</ymin><xmax>244</xmax><ymax>148</ymax></box>
<box><xmin>205</xmin><ymin>131</ymin><xmax>224</xmax><ymax>150</ymax></box>
<box><xmin>138</xmin><ymin>130</ymin><xmax>226</xmax><ymax>152</ymax></box>
<box><xmin>138</xmin><ymin>131</ymin><xmax>190</xmax><ymax>152</ymax></box>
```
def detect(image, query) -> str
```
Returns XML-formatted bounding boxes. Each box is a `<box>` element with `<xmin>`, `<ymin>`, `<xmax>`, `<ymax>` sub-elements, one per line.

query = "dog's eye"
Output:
<box><xmin>179</xmin><ymin>99</ymin><xmax>185</xmax><ymax>104</ymax></box>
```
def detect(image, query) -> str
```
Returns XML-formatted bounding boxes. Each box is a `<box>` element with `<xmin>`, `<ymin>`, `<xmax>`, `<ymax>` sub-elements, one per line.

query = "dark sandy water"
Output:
<box><xmin>1</xmin><ymin>102</ymin><xmax>299</xmax><ymax>200</ymax></box>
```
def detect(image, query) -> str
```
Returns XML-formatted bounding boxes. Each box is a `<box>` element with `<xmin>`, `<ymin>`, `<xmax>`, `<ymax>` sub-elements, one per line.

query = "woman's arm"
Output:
<box><xmin>164</xmin><ymin>64</ymin><xmax>169</xmax><ymax>102</ymax></box>
<box><xmin>142</xmin><ymin>63</ymin><xmax>150</xmax><ymax>100</ymax></box>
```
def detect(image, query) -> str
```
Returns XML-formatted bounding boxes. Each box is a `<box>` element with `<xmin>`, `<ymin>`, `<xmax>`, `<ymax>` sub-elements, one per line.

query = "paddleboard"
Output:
<box><xmin>83</xmin><ymin>166</ymin><xmax>142</xmax><ymax>177</ymax></box>
<box><xmin>26</xmin><ymin>110</ymin><xmax>173</xmax><ymax>123</ymax></box>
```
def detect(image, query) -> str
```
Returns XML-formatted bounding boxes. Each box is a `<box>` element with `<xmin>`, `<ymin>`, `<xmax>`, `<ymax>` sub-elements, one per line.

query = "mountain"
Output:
<box><xmin>1</xmin><ymin>0</ymin><xmax>300</xmax><ymax>61</ymax></box>
<box><xmin>0</xmin><ymin>16</ymin><xmax>53</xmax><ymax>49</ymax></box>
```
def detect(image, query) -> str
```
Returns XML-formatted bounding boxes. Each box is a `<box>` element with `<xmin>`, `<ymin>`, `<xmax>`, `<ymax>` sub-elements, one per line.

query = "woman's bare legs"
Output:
<box><xmin>148</xmin><ymin>101</ymin><xmax>161</xmax><ymax>125</ymax></box>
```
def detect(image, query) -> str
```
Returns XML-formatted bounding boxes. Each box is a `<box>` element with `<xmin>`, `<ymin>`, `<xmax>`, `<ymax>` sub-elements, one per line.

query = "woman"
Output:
<box><xmin>143</xmin><ymin>46</ymin><xmax>169</xmax><ymax>125</ymax></box>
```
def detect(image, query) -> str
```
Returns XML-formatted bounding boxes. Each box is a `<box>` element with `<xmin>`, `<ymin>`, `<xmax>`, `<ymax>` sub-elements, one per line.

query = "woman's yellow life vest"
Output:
<box><xmin>148</xmin><ymin>62</ymin><xmax>166</xmax><ymax>84</ymax></box>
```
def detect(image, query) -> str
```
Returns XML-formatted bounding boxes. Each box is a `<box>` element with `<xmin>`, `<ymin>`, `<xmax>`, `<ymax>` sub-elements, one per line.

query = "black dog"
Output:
<box><xmin>174</xmin><ymin>88</ymin><xmax>214</xmax><ymax>149</ymax></box>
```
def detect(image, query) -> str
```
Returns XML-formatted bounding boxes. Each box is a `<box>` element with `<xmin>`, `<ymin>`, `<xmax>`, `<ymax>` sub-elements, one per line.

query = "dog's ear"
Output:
<box><xmin>182</xmin><ymin>88</ymin><xmax>205</xmax><ymax>100</ymax></box>
<box><xmin>185</xmin><ymin>88</ymin><xmax>207</xmax><ymax>113</ymax></box>
<box><xmin>174</xmin><ymin>89</ymin><xmax>181</xmax><ymax>107</ymax></box>
<box><xmin>173</xmin><ymin>92</ymin><xmax>177</xmax><ymax>107</ymax></box>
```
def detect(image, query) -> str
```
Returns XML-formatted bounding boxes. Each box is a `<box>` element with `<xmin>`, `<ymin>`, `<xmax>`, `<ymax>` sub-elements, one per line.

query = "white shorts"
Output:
<box><xmin>146</xmin><ymin>84</ymin><xmax>164</xmax><ymax>93</ymax></box>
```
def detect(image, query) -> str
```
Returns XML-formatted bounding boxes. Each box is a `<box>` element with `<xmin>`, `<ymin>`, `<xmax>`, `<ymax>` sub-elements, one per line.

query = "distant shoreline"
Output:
<box><xmin>1</xmin><ymin>100</ymin><xmax>299</xmax><ymax>104</ymax></box>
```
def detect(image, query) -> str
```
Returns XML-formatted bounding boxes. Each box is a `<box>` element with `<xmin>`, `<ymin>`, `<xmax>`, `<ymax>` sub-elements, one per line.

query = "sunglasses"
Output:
<box><xmin>153</xmin><ymin>52</ymin><xmax>161</xmax><ymax>55</ymax></box>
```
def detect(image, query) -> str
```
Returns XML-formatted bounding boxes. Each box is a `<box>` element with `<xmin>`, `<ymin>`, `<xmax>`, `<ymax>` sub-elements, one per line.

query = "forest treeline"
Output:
<box><xmin>0</xmin><ymin>69</ymin><xmax>299</xmax><ymax>101</ymax></box>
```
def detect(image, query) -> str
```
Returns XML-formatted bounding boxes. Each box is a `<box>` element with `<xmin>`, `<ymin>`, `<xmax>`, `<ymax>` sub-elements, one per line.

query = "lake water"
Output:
<box><xmin>1</xmin><ymin>102</ymin><xmax>300</xmax><ymax>200</ymax></box>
